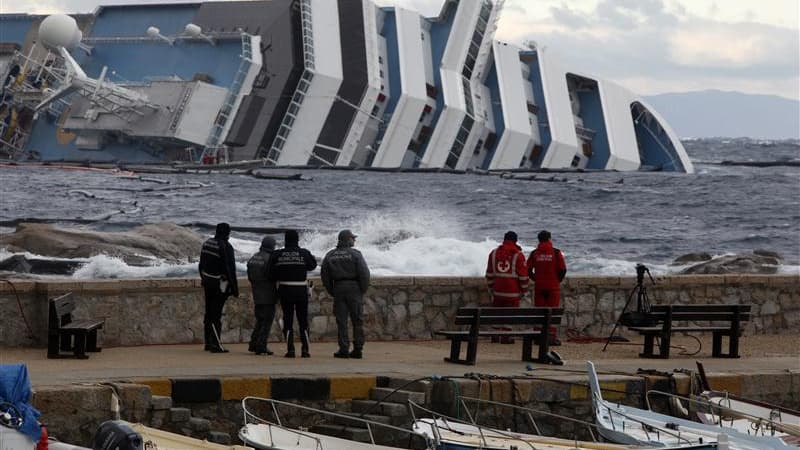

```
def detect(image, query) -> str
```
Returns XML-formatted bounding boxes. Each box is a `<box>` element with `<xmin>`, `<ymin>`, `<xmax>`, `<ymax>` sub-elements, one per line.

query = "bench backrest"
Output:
<box><xmin>453</xmin><ymin>307</ymin><xmax>564</xmax><ymax>327</ymax></box>
<box><xmin>648</xmin><ymin>304</ymin><xmax>751</xmax><ymax>322</ymax></box>
<box><xmin>48</xmin><ymin>293</ymin><xmax>75</xmax><ymax>329</ymax></box>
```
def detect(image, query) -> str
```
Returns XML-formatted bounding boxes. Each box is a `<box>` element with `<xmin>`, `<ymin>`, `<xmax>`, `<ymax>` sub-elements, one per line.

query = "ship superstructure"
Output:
<box><xmin>0</xmin><ymin>0</ymin><xmax>693</xmax><ymax>172</ymax></box>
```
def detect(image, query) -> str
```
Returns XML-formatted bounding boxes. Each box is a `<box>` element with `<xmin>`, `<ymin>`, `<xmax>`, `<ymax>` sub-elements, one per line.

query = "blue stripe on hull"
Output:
<box><xmin>414</xmin><ymin>4</ymin><xmax>457</xmax><ymax>166</ymax></box>
<box><xmin>525</xmin><ymin>52</ymin><xmax>550</xmax><ymax>168</ymax></box>
<box><xmin>577</xmin><ymin>86</ymin><xmax>610</xmax><ymax>169</ymax></box>
<box><xmin>481</xmin><ymin>61</ymin><xmax>504</xmax><ymax>169</ymax></box>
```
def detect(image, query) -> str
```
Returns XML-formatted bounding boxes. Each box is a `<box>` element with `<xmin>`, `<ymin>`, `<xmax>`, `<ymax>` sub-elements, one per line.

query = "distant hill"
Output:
<box><xmin>645</xmin><ymin>90</ymin><xmax>800</xmax><ymax>140</ymax></box>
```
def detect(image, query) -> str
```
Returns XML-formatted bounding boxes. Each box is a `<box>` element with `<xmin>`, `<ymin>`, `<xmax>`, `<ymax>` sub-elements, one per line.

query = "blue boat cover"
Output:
<box><xmin>0</xmin><ymin>364</ymin><xmax>41</xmax><ymax>442</ymax></box>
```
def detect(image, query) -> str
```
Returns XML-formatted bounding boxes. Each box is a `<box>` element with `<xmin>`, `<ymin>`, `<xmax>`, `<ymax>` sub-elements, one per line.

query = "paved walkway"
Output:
<box><xmin>1</xmin><ymin>335</ymin><xmax>798</xmax><ymax>387</ymax></box>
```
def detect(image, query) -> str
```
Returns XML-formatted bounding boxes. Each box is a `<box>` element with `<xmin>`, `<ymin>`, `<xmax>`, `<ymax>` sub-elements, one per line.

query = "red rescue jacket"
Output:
<box><xmin>485</xmin><ymin>240</ymin><xmax>529</xmax><ymax>304</ymax></box>
<box><xmin>527</xmin><ymin>241</ymin><xmax>567</xmax><ymax>290</ymax></box>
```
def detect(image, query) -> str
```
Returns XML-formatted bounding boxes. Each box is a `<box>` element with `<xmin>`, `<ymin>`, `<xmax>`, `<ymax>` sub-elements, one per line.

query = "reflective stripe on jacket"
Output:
<box><xmin>199</xmin><ymin>236</ymin><xmax>239</xmax><ymax>296</ymax></box>
<box><xmin>485</xmin><ymin>240</ymin><xmax>529</xmax><ymax>300</ymax></box>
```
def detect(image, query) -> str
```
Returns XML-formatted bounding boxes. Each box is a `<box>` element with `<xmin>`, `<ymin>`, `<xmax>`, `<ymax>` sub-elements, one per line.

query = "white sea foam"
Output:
<box><xmin>2</xmin><ymin>209</ymin><xmax>797</xmax><ymax>278</ymax></box>
<box><xmin>72</xmin><ymin>254</ymin><xmax>197</xmax><ymax>279</ymax></box>
<box><xmin>60</xmin><ymin>242</ymin><xmax>682</xmax><ymax>279</ymax></box>
<box><xmin>297</xmin><ymin>209</ymin><xmax>500</xmax><ymax>276</ymax></box>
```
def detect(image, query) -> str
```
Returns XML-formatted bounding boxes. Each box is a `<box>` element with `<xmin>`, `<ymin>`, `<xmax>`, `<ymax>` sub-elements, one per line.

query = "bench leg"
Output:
<box><xmin>532</xmin><ymin>335</ymin><xmax>551</xmax><ymax>364</ymax></box>
<box><xmin>444</xmin><ymin>339</ymin><xmax>462</xmax><ymax>363</ymax></box>
<box><xmin>712</xmin><ymin>331</ymin><xmax>740</xmax><ymax>358</ymax></box>
<box><xmin>465</xmin><ymin>338</ymin><xmax>478</xmax><ymax>365</ymax></box>
<box><xmin>522</xmin><ymin>336</ymin><xmax>533</xmax><ymax>362</ymax></box>
<box><xmin>47</xmin><ymin>332</ymin><xmax>60</xmax><ymax>359</ymax></box>
<box><xmin>60</xmin><ymin>332</ymin><xmax>73</xmax><ymax>352</ymax></box>
<box><xmin>640</xmin><ymin>334</ymin><xmax>655</xmax><ymax>358</ymax></box>
<box><xmin>87</xmin><ymin>329</ymin><xmax>102</xmax><ymax>352</ymax></box>
<box><xmin>712</xmin><ymin>332</ymin><xmax>723</xmax><ymax>357</ymax></box>
<box><xmin>73</xmin><ymin>331</ymin><xmax>89</xmax><ymax>359</ymax></box>
<box><xmin>658</xmin><ymin>333</ymin><xmax>670</xmax><ymax>358</ymax></box>
<box><xmin>729</xmin><ymin>332</ymin><xmax>741</xmax><ymax>358</ymax></box>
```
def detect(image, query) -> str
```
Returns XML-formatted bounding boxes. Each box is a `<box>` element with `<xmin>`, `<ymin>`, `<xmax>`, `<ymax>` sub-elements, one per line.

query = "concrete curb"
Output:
<box><xmin>136</xmin><ymin>375</ymin><xmax>378</xmax><ymax>403</ymax></box>
<box><xmin>130</xmin><ymin>371</ymin><xmax>762</xmax><ymax>405</ymax></box>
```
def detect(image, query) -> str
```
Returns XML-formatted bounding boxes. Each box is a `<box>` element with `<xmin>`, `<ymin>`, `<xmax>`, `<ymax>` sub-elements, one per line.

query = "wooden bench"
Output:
<box><xmin>435</xmin><ymin>307</ymin><xmax>563</xmax><ymax>365</ymax></box>
<box><xmin>47</xmin><ymin>293</ymin><xmax>105</xmax><ymax>359</ymax></box>
<box><xmin>627</xmin><ymin>304</ymin><xmax>751</xmax><ymax>359</ymax></box>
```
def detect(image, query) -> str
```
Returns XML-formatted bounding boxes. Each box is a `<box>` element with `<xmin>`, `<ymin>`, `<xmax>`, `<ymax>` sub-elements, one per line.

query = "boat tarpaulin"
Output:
<box><xmin>0</xmin><ymin>363</ymin><xmax>41</xmax><ymax>442</ymax></box>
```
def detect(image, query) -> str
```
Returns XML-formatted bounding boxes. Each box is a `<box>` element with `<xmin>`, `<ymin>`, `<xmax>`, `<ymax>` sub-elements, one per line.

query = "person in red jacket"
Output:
<box><xmin>485</xmin><ymin>231</ymin><xmax>529</xmax><ymax>343</ymax></box>
<box><xmin>527</xmin><ymin>230</ymin><xmax>567</xmax><ymax>345</ymax></box>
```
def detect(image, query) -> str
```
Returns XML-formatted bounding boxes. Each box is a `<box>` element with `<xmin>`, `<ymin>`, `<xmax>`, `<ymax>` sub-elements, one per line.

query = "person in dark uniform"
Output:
<box><xmin>247</xmin><ymin>236</ymin><xmax>278</xmax><ymax>356</ymax></box>
<box><xmin>198</xmin><ymin>222</ymin><xmax>239</xmax><ymax>353</ymax></box>
<box><xmin>268</xmin><ymin>230</ymin><xmax>317</xmax><ymax>358</ymax></box>
<box><xmin>321</xmin><ymin>229</ymin><xmax>370</xmax><ymax>359</ymax></box>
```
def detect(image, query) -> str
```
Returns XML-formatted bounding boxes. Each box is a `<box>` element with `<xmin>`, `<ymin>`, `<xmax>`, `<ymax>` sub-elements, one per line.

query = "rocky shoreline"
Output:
<box><xmin>0</xmin><ymin>222</ymin><xmax>792</xmax><ymax>276</ymax></box>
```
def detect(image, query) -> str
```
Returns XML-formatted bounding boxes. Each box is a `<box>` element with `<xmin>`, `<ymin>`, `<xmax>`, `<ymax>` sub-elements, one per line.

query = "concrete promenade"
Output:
<box><xmin>3</xmin><ymin>335</ymin><xmax>797</xmax><ymax>446</ymax></box>
<box><xmin>3</xmin><ymin>334</ymin><xmax>797</xmax><ymax>388</ymax></box>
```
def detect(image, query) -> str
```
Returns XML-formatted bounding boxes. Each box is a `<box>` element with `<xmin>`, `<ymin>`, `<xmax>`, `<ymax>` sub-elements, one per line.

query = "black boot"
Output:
<box><xmin>203</xmin><ymin>323</ymin><xmax>213</xmax><ymax>351</ymax></box>
<box><xmin>209</xmin><ymin>322</ymin><xmax>228</xmax><ymax>353</ymax></box>
<box><xmin>284</xmin><ymin>330</ymin><xmax>295</xmax><ymax>358</ymax></box>
<box><xmin>249</xmin><ymin>326</ymin><xmax>264</xmax><ymax>354</ymax></box>
<box><xmin>300</xmin><ymin>329</ymin><xmax>310</xmax><ymax>358</ymax></box>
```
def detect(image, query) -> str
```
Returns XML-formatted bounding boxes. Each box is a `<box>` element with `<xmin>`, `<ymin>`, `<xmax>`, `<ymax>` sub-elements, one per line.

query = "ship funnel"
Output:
<box><xmin>184</xmin><ymin>23</ymin><xmax>215</xmax><ymax>45</ymax></box>
<box><xmin>146</xmin><ymin>26</ymin><xmax>174</xmax><ymax>45</ymax></box>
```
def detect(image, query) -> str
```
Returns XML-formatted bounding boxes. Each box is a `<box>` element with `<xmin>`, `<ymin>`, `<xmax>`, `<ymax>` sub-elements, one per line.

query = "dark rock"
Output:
<box><xmin>207</xmin><ymin>431</ymin><xmax>231</xmax><ymax>445</ymax></box>
<box><xmin>672</xmin><ymin>252</ymin><xmax>713</xmax><ymax>265</ymax></box>
<box><xmin>0</xmin><ymin>222</ymin><xmax>204</xmax><ymax>265</ymax></box>
<box><xmin>0</xmin><ymin>254</ymin><xmax>83</xmax><ymax>275</ymax></box>
<box><xmin>753</xmin><ymin>249</ymin><xmax>783</xmax><ymax>264</ymax></box>
<box><xmin>681</xmin><ymin>253</ymin><xmax>781</xmax><ymax>274</ymax></box>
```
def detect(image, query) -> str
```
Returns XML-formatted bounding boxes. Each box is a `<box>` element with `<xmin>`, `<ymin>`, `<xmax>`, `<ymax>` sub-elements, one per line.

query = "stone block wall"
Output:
<box><xmin>1</xmin><ymin>275</ymin><xmax>797</xmax><ymax>347</ymax></box>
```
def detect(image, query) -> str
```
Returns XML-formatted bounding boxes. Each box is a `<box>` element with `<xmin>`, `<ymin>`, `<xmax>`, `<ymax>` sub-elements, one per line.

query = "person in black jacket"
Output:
<box><xmin>247</xmin><ymin>236</ymin><xmax>278</xmax><ymax>355</ymax></box>
<box><xmin>268</xmin><ymin>230</ymin><xmax>317</xmax><ymax>358</ymax></box>
<box><xmin>321</xmin><ymin>230</ymin><xmax>370</xmax><ymax>359</ymax></box>
<box><xmin>198</xmin><ymin>222</ymin><xmax>239</xmax><ymax>353</ymax></box>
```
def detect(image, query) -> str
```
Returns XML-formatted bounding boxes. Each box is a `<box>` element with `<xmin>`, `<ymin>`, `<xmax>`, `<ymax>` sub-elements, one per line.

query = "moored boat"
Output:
<box><xmin>127</xmin><ymin>422</ymin><xmax>253</xmax><ymax>450</ymax></box>
<box><xmin>683</xmin><ymin>363</ymin><xmax>800</xmax><ymax>445</ymax></box>
<box><xmin>587</xmin><ymin>361</ymin><xmax>794</xmax><ymax>450</ymax></box>
<box><xmin>238</xmin><ymin>396</ymin><xmax>435</xmax><ymax>450</ymax></box>
<box><xmin>409</xmin><ymin>398</ymin><xmax>717</xmax><ymax>450</ymax></box>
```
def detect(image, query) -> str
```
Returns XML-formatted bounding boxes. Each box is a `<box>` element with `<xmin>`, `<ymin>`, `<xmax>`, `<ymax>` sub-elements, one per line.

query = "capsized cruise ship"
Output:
<box><xmin>0</xmin><ymin>0</ymin><xmax>694</xmax><ymax>173</ymax></box>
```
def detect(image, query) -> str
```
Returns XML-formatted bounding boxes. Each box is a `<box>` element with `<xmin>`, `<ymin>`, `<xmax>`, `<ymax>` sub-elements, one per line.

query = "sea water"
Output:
<box><xmin>1</xmin><ymin>139</ymin><xmax>798</xmax><ymax>279</ymax></box>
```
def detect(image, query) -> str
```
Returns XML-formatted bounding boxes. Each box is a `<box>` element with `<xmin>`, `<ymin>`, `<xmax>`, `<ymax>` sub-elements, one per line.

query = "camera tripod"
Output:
<box><xmin>602</xmin><ymin>263</ymin><xmax>655</xmax><ymax>352</ymax></box>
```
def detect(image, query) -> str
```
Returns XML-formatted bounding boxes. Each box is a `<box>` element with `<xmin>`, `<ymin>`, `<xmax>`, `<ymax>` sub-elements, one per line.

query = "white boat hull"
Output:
<box><xmin>412</xmin><ymin>418</ymin><xmax>635</xmax><ymax>449</ymax></box>
<box><xmin>239</xmin><ymin>423</ymin><xmax>407</xmax><ymax>450</ymax></box>
<box><xmin>587</xmin><ymin>362</ymin><xmax>794</xmax><ymax>450</ymax></box>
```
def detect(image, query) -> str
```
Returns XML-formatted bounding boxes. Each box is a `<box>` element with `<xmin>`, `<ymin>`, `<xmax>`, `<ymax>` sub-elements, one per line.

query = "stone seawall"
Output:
<box><xmin>1</xmin><ymin>275</ymin><xmax>798</xmax><ymax>347</ymax></box>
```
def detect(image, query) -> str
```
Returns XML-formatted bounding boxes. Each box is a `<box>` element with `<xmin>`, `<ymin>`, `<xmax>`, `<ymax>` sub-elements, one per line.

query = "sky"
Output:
<box><xmin>2</xmin><ymin>0</ymin><xmax>798</xmax><ymax>100</ymax></box>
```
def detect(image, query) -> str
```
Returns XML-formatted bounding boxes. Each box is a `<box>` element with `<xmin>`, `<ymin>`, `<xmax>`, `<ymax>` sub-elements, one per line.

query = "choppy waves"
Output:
<box><xmin>1</xmin><ymin>139</ymin><xmax>799</xmax><ymax>279</ymax></box>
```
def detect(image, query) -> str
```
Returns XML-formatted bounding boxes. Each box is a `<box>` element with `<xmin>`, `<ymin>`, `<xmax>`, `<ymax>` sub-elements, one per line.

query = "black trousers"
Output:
<box><xmin>249</xmin><ymin>303</ymin><xmax>276</xmax><ymax>352</ymax></box>
<box><xmin>278</xmin><ymin>286</ymin><xmax>309</xmax><ymax>338</ymax></box>
<box><xmin>203</xmin><ymin>282</ymin><xmax>228</xmax><ymax>347</ymax></box>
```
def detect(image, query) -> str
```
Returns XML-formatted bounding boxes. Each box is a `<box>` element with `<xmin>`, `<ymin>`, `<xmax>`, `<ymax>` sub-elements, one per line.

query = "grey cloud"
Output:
<box><xmin>525</xmin><ymin>17</ymin><xmax>798</xmax><ymax>84</ymax></box>
<box><xmin>549</xmin><ymin>0</ymin><xmax>678</xmax><ymax>31</ymax></box>
<box><xmin>549</xmin><ymin>4</ymin><xmax>591</xmax><ymax>29</ymax></box>
<box><xmin>594</xmin><ymin>0</ymin><xmax>678</xmax><ymax>29</ymax></box>
<box><xmin>511</xmin><ymin>0</ymin><xmax>798</xmax><ymax>95</ymax></box>
<box><xmin>504</xmin><ymin>4</ymin><xmax>526</xmax><ymax>15</ymax></box>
